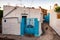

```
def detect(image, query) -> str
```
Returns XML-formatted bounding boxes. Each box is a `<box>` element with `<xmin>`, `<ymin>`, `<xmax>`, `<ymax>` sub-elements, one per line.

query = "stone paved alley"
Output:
<box><xmin>37</xmin><ymin>23</ymin><xmax>60</xmax><ymax>40</ymax></box>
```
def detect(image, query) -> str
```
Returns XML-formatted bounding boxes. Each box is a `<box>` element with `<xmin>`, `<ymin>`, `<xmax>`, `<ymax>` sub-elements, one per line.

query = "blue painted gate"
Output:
<box><xmin>21</xmin><ymin>17</ymin><xmax>40</xmax><ymax>37</ymax></box>
<box><xmin>44</xmin><ymin>13</ymin><xmax>50</xmax><ymax>23</ymax></box>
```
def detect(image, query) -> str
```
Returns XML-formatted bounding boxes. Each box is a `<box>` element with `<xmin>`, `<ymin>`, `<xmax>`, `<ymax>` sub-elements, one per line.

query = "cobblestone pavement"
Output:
<box><xmin>0</xmin><ymin>23</ymin><xmax>60</xmax><ymax>40</ymax></box>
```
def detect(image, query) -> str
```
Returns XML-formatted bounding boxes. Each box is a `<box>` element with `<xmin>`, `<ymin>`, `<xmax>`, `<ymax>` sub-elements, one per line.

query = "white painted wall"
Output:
<box><xmin>2</xmin><ymin>18</ymin><xmax>20</xmax><ymax>35</ymax></box>
<box><xmin>3</xmin><ymin>6</ymin><xmax>15</xmax><ymax>16</ymax></box>
<box><xmin>2</xmin><ymin>5</ymin><xmax>43</xmax><ymax>35</ymax></box>
<box><xmin>49</xmin><ymin>9</ymin><xmax>60</xmax><ymax>35</ymax></box>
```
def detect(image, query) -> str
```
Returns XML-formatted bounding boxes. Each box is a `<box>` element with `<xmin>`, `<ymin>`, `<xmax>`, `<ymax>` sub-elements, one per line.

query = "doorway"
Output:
<box><xmin>21</xmin><ymin>16</ymin><xmax>27</xmax><ymax>35</ymax></box>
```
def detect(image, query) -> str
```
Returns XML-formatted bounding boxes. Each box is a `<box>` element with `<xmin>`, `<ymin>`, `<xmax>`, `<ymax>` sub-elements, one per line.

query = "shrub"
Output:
<box><xmin>54</xmin><ymin>6</ymin><xmax>60</xmax><ymax>12</ymax></box>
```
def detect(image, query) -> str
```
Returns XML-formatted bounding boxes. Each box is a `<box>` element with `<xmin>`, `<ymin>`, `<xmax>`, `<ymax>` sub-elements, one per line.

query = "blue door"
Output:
<box><xmin>21</xmin><ymin>18</ymin><xmax>40</xmax><ymax>37</ymax></box>
<box><xmin>25</xmin><ymin>19</ymin><xmax>34</xmax><ymax>34</ymax></box>
<box><xmin>21</xmin><ymin>16</ymin><xmax>27</xmax><ymax>36</ymax></box>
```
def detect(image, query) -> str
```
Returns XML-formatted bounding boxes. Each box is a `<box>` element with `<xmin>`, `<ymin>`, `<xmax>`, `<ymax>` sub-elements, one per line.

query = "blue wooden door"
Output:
<box><xmin>25</xmin><ymin>19</ymin><xmax>34</xmax><ymax>34</ymax></box>
<box><xmin>21</xmin><ymin>16</ymin><xmax>27</xmax><ymax>36</ymax></box>
<box><xmin>21</xmin><ymin>18</ymin><xmax>40</xmax><ymax>37</ymax></box>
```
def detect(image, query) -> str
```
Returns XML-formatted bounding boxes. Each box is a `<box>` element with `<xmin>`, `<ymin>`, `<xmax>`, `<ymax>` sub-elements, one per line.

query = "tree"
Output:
<box><xmin>54</xmin><ymin>6</ymin><xmax>60</xmax><ymax>12</ymax></box>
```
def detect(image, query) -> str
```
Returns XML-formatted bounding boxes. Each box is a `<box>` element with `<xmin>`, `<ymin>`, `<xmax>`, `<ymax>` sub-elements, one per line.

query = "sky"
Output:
<box><xmin>0</xmin><ymin>0</ymin><xmax>60</xmax><ymax>10</ymax></box>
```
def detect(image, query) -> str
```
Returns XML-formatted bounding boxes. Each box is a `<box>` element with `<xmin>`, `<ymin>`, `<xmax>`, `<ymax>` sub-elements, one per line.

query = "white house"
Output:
<box><xmin>2</xmin><ymin>5</ymin><xmax>43</xmax><ymax>37</ymax></box>
<box><xmin>48</xmin><ymin>4</ymin><xmax>60</xmax><ymax>35</ymax></box>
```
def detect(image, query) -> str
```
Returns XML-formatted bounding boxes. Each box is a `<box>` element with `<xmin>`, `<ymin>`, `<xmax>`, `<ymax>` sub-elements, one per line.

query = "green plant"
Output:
<box><xmin>54</xmin><ymin>6</ymin><xmax>60</xmax><ymax>12</ymax></box>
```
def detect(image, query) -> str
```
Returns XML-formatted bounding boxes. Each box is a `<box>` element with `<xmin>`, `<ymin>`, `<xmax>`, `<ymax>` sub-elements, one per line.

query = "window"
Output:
<box><xmin>4</xmin><ymin>20</ymin><xmax>6</xmax><ymax>22</ymax></box>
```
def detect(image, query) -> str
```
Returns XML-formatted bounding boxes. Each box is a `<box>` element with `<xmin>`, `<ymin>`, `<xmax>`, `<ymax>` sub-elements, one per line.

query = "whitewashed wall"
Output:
<box><xmin>2</xmin><ymin>5</ymin><xmax>43</xmax><ymax>35</ymax></box>
<box><xmin>49</xmin><ymin>9</ymin><xmax>60</xmax><ymax>35</ymax></box>
<box><xmin>2</xmin><ymin>18</ymin><xmax>20</xmax><ymax>35</ymax></box>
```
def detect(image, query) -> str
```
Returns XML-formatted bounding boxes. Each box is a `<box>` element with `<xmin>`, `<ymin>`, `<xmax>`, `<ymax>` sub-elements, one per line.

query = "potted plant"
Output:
<box><xmin>54</xmin><ymin>6</ymin><xmax>60</xmax><ymax>19</ymax></box>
